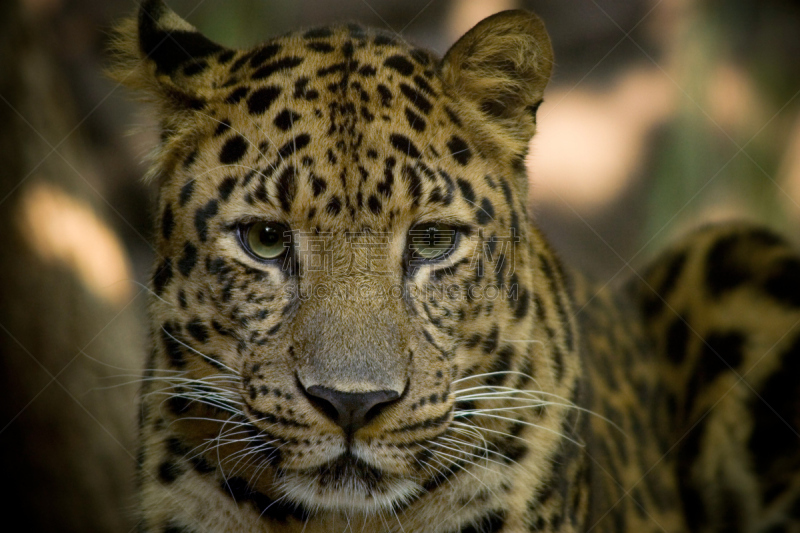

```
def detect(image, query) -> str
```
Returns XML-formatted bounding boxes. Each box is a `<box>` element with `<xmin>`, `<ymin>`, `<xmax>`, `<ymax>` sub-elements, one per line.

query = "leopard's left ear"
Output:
<box><xmin>108</xmin><ymin>0</ymin><xmax>232</xmax><ymax>111</ymax></box>
<box><xmin>441</xmin><ymin>10</ymin><xmax>553</xmax><ymax>162</ymax></box>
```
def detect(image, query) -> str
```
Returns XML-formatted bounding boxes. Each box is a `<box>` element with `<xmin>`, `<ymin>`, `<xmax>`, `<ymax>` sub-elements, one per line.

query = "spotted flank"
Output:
<box><xmin>110</xmin><ymin>1</ymin><xmax>800</xmax><ymax>531</ymax></box>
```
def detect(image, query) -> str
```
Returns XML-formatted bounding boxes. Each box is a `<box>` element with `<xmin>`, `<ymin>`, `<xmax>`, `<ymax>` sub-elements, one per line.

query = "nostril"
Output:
<box><xmin>364</xmin><ymin>398</ymin><xmax>393</xmax><ymax>424</ymax></box>
<box><xmin>302</xmin><ymin>384</ymin><xmax>400</xmax><ymax>435</ymax></box>
<box><xmin>305</xmin><ymin>392</ymin><xmax>339</xmax><ymax>423</ymax></box>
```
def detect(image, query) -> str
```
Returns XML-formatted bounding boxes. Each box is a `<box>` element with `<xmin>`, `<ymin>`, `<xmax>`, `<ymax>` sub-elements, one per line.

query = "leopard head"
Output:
<box><xmin>113</xmin><ymin>0</ymin><xmax>575</xmax><ymax>515</ymax></box>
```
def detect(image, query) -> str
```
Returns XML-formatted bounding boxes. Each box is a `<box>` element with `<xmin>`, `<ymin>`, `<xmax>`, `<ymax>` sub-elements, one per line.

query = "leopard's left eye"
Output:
<box><xmin>409</xmin><ymin>223</ymin><xmax>458</xmax><ymax>261</ymax></box>
<box><xmin>239</xmin><ymin>221</ymin><xmax>291</xmax><ymax>260</ymax></box>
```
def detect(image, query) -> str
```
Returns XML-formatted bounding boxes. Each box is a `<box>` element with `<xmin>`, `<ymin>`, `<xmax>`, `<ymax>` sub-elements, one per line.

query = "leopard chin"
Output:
<box><xmin>279</xmin><ymin>453</ymin><xmax>422</xmax><ymax>513</ymax></box>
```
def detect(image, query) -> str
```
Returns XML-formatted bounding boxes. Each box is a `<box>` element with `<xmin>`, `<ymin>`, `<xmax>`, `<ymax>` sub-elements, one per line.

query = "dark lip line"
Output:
<box><xmin>290</xmin><ymin>450</ymin><xmax>389</xmax><ymax>478</ymax></box>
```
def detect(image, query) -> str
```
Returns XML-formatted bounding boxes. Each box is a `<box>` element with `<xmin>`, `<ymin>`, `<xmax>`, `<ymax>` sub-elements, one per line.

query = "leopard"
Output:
<box><xmin>110</xmin><ymin>1</ymin><xmax>800</xmax><ymax>531</ymax></box>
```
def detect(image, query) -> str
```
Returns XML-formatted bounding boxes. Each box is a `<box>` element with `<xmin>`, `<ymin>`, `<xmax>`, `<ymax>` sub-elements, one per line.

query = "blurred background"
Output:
<box><xmin>1</xmin><ymin>0</ymin><xmax>799</xmax><ymax>530</ymax></box>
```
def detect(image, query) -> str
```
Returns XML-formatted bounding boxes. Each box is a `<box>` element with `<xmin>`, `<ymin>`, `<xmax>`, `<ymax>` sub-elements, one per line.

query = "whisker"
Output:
<box><xmin>428</xmin><ymin>440</ymin><xmax>510</xmax><ymax>470</ymax></box>
<box><xmin>452</xmin><ymin>370</ymin><xmax>539</xmax><ymax>385</ymax></box>
<box><xmin>454</xmin><ymin>394</ymin><xmax>625</xmax><ymax>435</ymax></box>
<box><xmin>160</xmin><ymin>325</ymin><xmax>240</xmax><ymax>375</ymax></box>
<box><xmin>453</xmin><ymin>384</ymin><xmax>568</xmax><ymax>401</ymax></box>
<box><xmin>453</xmin><ymin>412</ymin><xmax>585</xmax><ymax>447</ymax></box>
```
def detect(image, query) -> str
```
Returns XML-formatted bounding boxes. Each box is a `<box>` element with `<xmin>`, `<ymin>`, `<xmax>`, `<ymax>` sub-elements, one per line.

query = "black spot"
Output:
<box><xmin>485</xmin><ymin>345</ymin><xmax>515</xmax><ymax>386</ymax></box>
<box><xmin>705</xmin><ymin>230</ymin><xmax>782</xmax><ymax>297</ymax></box>
<box><xmin>213</xmin><ymin>119</ymin><xmax>231</xmax><ymax>137</ymax></box>
<box><xmin>665</xmin><ymin>317</ymin><xmax>690</xmax><ymax>364</ymax></box>
<box><xmin>511</xmin><ymin>155</ymin><xmax>526</xmax><ymax>174</ymax></box>
<box><xmin>403</xmin><ymin>165</ymin><xmax>422</xmax><ymax>206</ymax></box>
<box><xmin>307</xmin><ymin>41</ymin><xmax>334</xmax><ymax>53</ymax></box>
<box><xmin>273</xmin><ymin>109</ymin><xmax>301</xmax><ymax>131</ymax></box>
<box><xmin>225</xmin><ymin>87</ymin><xmax>249</xmax><ymax>104</ymax></box>
<box><xmin>762</xmin><ymin>257</ymin><xmax>800</xmax><ymax>308</ymax></box>
<box><xmin>513</xmin><ymin>287</ymin><xmax>530</xmax><ymax>320</ymax></box>
<box><xmin>383</xmin><ymin>55</ymin><xmax>415</xmax><ymax>76</ymax></box>
<box><xmin>447</xmin><ymin>136</ymin><xmax>472</xmax><ymax>165</ymax></box>
<box><xmin>413</xmin><ymin>74</ymin><xmax>435</xmax><ymax>96</ymax></box>
<box><xmin>187</xmin><ymin>319</ymin><xmax>209</xmax><ymax>343</ymax></box>
<box><xmin>509</xmin><ymin>210</ymin><xmax>521</xmax><ymax>237</ymax></box>
<box><xmin>444</xmin><ymin>106</ymin><xmax>463</xmax><ymax>127</ymax></box>
<box><xmin>183</xmin><ymin>59</ymin><xmax>208</xmax><ymax>76</ymax></box>
<box><xmin>399</xmin><ymin>83</ymin><xmax>432</xmax><ymax>114</ymax></box>
<box><xmin>311</xmin><ymin>176</ymin><xmax>327</xmax><ymax>197</ymax></box>
<box><xmin>249</xmin><ymin>44</ymin><xmax>281</xmax><ymax>68</ymax></box>
<box><xmin>194</xmin><ymin>200</ymin><xmax>219</xmax><ymax>241</ymax></box>
<box><xmin>642</xmin><ymin>251</ymin><xmax>687</xmax><ymax>318</ymax></box>
<box><xmin>181</xmin><ymin>149</ymin><xmax>198</xmax><ymax>169</ymax></box>
<box><xmin>465</xmin><ymin>333</ymin><xmax>482</xmax><ymax>349</ymax></box>
<box><xmin>179</xmin><ymin>180</ymin><xmax>195</xmax><ymax>206</ymax></box>
<box><xmin>158</xmin><ymin>460</ymin><xmax>185</xmax><ymax>484</ymax></box>
<box><xmin>161</xmin><ymin>203</ymin><xmax>175</xmax><ymax>240</ymax></box>
<box><xmin>389</xmin><ymin>134</ymin><xmax>421</xmax><ymax>158</ymax></box>
<box><xmin>698</xmin><ymin>331</ymin><xmax>746</xmax><ymax>382</ymax></box>
<box><xmin>276</xmin><ymin>166</ymin><xmax>297</xmax><ymax>212</ymax></box>
<box><xmin>368</xmin><ymin>195</ymin><xmax>382</xmax><ymax>214</ymax></box>
<box><xmin>293</xmin><ymin>77</ymin><xmax>319</xmax><ymax>100</ymax></box>
<box><xmin>677</xmin><ymin>427</ymin><xmax>707</xmax><ymax>529</ymax></box>
<box><xmin>374</xmin><ymin>34</ymin><xmax>395</xmax><ymax>46</ymax></box>
<box><xmin>230</xmin><ymin>49</ymin><xmax>256</xmax><ymax>72</ymax></box>
<box><xmin>476</xmin><ymin>197</ymin><xmax>495</xmax><ymax>225</ymax></box>
<box><xmin>178</xmin><ymin>242</ymin><xmax>198</xmax><ymax>277</ymax></box>
<box><xmin>552</xmin><ymin>345</ymin><xmax>565</xmax><ymax>382</ymax></box>
<box><xmin>458</xmin><ymin>510</ymin><xmax>506</xmax><ymax>533</ymax></box>
<box><xmin>498</xmin><ymin>178</ymin><xmax>513</xmax><ymax>205</ymax></box>
<box><xmin>252</xmin><ymin>56</ymin><xmax>304</xmax><ymax>80</ymax></box>
<box><xmin>358</xmin><ymin>65</ymin><xmax>377</xmax><ymax>77</ymax></box>
<box><xmin>482</xmin><ymin>326</ymin><xmax>499</xmax><ymax>354</ymax></box>
<box><xmin>247</xmin><ymin>86</ymin><xmax>282</xmax><ymax>115</ymax></box>
<box><xmin>304</xmin><ymin>27</ymin><xmax>332</xmax><ymax>39</ymax></box>
<box><xmin>277</xmin><ymin>134</ymin><xmax>311</xmax><ymax>159</ymax></box>
<box><xmin>219</xmin><ymin>135</ymin><xmax>248</xmax><ymax>164</ymax></box>
<box><xmin>222</xmin><ymin>476</ymin><xmax>308</xmax><ymax>522</ymax></box>
<box><xmin>455</xmin><ymin>178</ymin><xmax>476</xmax><ymax>206</ymax></box>
<box><xmin>153</xmin><ymin>258</ymin><xmax>173</xmax><ymax>295</ymax></box>
<box><xmin>404</xmin><ymin>107</ymin><xmax>425</xmax><ymax>131</ymax></box>
<box><xmin>377</xmin><ymin>84</ymin><xmax>392</xmax><ymax>107</ymax></box>
<box><xmin>218</xmin><ymin>50</ymin><xmax>235</xmax><ymax>64</ymax></box>
<box><xmin>167</xmin><ymin>392</ymin><xmax>190</xmax><ymax>415</ymax></box>
<box><xmin>218</xmin><ymin>177</ymin><xmax>237</xmax><ymax>201</ymax></box>
<box><xmin>161</xmin><ymin>322</ymin><xmax>185</xmax><ymax>368</ymax></box>
<box><xmin>326</xmin><ymin>196</ymin><xmax>341</xmax><ymax>215</ymax></box>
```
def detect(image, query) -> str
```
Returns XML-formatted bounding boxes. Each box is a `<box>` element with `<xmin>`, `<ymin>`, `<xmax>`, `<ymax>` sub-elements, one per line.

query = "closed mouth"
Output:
<box><xmin>314</xmin><ymin>452</ymin><xmax>386</xmax><ymax>492</ymax></box>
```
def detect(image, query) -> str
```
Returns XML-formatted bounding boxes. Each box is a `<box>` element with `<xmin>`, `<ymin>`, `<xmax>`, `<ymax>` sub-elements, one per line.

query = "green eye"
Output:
<box><xmin>409</xmin><ymin>223</ymin><xmax>458</xmax><ymax>261</ymax></box>
<box><xmin>242</xmin><ymin>221</ymin><xmax>290</xmax><ymax>260</ymax></box>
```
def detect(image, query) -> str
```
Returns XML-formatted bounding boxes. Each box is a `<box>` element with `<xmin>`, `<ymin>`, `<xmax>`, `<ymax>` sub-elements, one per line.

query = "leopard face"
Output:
<box><xmin>114</xmin><ymin>0</ymin><xmax>578</xmax><ymax>521</ymax></box>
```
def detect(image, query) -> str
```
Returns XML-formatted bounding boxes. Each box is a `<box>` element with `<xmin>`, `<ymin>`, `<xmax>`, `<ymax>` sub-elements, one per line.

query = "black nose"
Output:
<box><xmin>303</xmin><ymin>385</ymin><xmax>400</xmax><ymax>435</ymax></box>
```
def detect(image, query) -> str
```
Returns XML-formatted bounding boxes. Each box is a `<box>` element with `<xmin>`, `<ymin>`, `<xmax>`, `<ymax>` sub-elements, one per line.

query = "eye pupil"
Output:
<box><xmin>259</xmin><ymin>227</ymin><xmax>279</xmax><ymax>246</ymax></box>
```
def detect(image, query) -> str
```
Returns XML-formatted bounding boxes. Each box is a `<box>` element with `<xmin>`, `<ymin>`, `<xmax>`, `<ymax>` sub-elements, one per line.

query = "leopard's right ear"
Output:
<box><xmin>108</xmin><ymin>0</ymin><xmax>233</xmax><ymax>111</ymax></box>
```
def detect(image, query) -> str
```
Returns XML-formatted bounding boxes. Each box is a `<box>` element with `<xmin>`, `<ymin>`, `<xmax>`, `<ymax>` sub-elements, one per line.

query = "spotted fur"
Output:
<box><xmin>111</xmin><ymin>2</ymin><xmax>800</xmax><ymax>531</ymax></box>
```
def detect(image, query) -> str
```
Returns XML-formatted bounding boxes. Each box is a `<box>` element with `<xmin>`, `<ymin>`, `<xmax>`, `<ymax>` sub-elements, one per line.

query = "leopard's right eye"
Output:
<box><xmin>239</xmin><ymin>221</ymin><xmax>291</xmax><ymax>260</ymax></box>
<box><xmin>408</xmin><ymin>223</ymin><xmax>459</xmax><ymax>261</ymax></box>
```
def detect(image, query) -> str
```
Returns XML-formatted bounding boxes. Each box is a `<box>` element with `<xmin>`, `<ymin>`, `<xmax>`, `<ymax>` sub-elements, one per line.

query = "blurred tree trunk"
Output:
<box><xmin>0</xmin><ymin>1</ymin><xmax>142</xmax><ymax>531</ymax></box>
